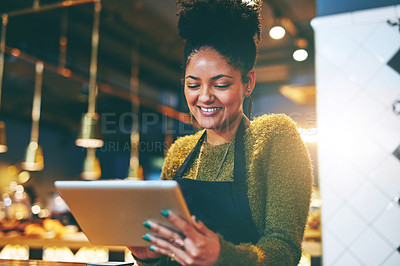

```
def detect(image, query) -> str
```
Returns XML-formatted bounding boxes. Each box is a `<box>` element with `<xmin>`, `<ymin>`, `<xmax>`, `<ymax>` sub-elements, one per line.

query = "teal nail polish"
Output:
<box><xmin>142</xmin><ymin>234</ymin><xmax>151</xmax><ymax>242</ymax></box>
<box><xmin>149</xmin><ymin>245</ymin><xmax>156</xmax><ymax>252</ymax></box>
<box><xmin>143</xmin><ymin>221</ymin><xmax>151</xmax><ymax>229</ymax></box>
<box><xmin>161</xmin><ymin>209</ymin><xmax>170</xmax><ymax>218</ymax></box>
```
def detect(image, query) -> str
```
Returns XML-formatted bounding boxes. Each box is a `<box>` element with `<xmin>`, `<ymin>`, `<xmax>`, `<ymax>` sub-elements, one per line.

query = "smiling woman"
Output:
<box><xmin>184</xmin><ymin>48</ymin><xmax>255</xmax><ymax>145</ymax></box>
<box><xmin>129</xmin><ymin>1</ymin><xmax>313</xmax><ymax>265</ymax></box>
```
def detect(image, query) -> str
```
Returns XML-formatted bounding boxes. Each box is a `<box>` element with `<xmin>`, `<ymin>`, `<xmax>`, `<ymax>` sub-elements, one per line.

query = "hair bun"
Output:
<box><xmin>177</xmin><ymin>0</ymin><xmax>262</xmax><ymax>44</ymax></box>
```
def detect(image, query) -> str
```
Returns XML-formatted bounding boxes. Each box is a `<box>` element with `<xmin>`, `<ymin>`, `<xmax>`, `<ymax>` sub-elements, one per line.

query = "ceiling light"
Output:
<box><xmin>126</xmin><ymin>48</ymin><xmax>142</xmax><ymax>180</ymax></box>
<box><xmin>294</xmin><ymin>38</ymin><xmax>308</xmax><ymax>48</ymax></box>
<box><xmin>293</xmin><ymin>49</ymin><xmax>308</xmax><ymax>62</ymax></box>
<box><xmin>76</xmin><ymin>0</ymin><xmax>103</xmax><ymax>148</ymax></box>
<box><xmin>22</xmin><ymin>61</ymin><xmax>45</xmax><ymax>171</ymax></box>
<box><xmin>81</xmin><ymin>148</ymin><xmax>101</xmax><ymax>180</ymax></box>
<box><xmin>0</xmin><ymin>15</ymin><xmax>8</xmax><ymax>153</ymax></box>
<box><xmin>76</xmin><ymin>112</ymin><xmax>103</xmax><ymax>148</ymax></box>
<box><xmin>269</xmin><ymin>26</ymin><xmax>285</xmax><ymax>40</ymax></box>
<box><xmin>21</xmin><ymin>141</ymin><xmax>44</xmax><ymax>171</ymax></box>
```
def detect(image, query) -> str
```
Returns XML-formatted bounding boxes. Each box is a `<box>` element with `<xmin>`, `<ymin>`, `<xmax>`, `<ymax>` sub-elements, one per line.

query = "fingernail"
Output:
<box><xmin>149</xmin><ymin>245</ymin><xmax>156</xmax><ymax>252</ymax></box>
<box><xmin>143</xmin><ymin>221</ymin><xmax>151</xmax><ymax>229</ymax></box>
<box><xmin>142</xmin><ymin>234</ymin><xmax>151</xmax><ymax>242</ymax></box>
<box><xmin>161</xmin><ymin>209</ymin><xmax>170</xmax><ymax>218</ymax></box>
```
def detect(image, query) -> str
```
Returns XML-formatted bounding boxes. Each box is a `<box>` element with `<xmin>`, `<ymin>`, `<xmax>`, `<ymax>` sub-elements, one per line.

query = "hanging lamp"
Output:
<box><xmin>21</xmin><ymin>61</ymin><xmax>44</xmax><ymax>171</ymax></box>
<box><xmin>126</xmin><ymin>47</ymin><xmax>142</xmax><ymax>180</ymax></box>
<box><xmin>81</xmin><ymin>148</ymin><xmax>101</xmax><ymax>180</ymax></box>
<box><xmin>76</xmin><ymin>0</ymin><xmax>103</xmax><ymax>148</ymax></box>
<box><xmin>0</xmin><ymin>15</ymin><xmax>8</xmax><ymax>153</ymax></box>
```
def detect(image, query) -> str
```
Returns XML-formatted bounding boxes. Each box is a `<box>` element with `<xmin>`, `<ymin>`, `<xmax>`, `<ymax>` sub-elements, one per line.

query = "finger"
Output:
<box><xmin>191</xmin><ymin>216</ymin><xmax>210</xmax><ymax>235</ymax></box>
<box><xmin>191</xmin><ymin>216</ymin><xmax>203</xmax><ymax>232</ymax></box>
<box><xmin>143</xmin><ymin>233</ymin><xmax>185</xmax><ymax>250</ymax></box>
<box><xmin>162</xmin><ymin>209</ymin><xmax>198</xmax><ymax>238</ymax></box>
<box><xmin>144</xmin><ymin>220</ymin><xmax>183</xmax><ymax>241</ymax></box>
<box><xmin>127</xmin><ymin>246</ymin><xmax>161</xmax><ymax>260</ymax></box>
<box><xmin>149</xmin><ymin>244</ymin><xmax>188</xmax><ymax>265</ymax></box>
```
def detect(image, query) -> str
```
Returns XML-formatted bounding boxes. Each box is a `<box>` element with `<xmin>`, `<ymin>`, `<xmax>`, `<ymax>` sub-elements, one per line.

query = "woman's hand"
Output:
<box><xmin>143</xmin><ymin>210</ymin><xmax>221</xmax><ymax>266</ymax></box>
<box><xmin>127</xmin><ymin>246</ymin><xmax>162</xmax><ymax>261</ymax></box>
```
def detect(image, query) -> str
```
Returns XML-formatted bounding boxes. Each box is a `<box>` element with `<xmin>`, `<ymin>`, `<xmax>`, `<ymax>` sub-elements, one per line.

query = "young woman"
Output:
<box><xmin>130</xmin><ymin>1</ymin><xmax>313</xmax><ymax>265</ymax></box>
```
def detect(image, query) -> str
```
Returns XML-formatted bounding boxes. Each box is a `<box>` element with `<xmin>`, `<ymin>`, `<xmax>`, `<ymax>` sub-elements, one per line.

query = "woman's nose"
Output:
<box><xmin>198</xmin><ymin>86</ymin><xmax>213</xmax><ymax>102</ymax></box>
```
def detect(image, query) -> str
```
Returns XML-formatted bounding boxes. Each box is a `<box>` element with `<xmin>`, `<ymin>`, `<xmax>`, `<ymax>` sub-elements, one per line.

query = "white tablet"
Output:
<box><xmin>55</xmin><ymin>180</ymin><xmax>191</xmax><ymax>247</ymax></box>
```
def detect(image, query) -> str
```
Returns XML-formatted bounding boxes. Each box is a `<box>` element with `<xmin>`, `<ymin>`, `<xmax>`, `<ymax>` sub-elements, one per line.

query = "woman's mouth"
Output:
<box><xmin>197</xmin><ymin>106</ymin><xmax>222</xmax><ymax>115</ymax></box>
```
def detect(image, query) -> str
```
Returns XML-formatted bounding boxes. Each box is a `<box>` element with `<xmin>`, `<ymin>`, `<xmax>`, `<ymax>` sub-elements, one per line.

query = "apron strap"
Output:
<box><xmin>174</xmin><ymin>131</ymin><xmax>206</xmax><ymax>180</ymax></box>
<box><xmin>173</xmin><ymin>116</ymin><xmax>248</xmax><ymax>183</ymax></box>
<box><xmin>233</xmin><ymin>118</ymin><xmax>247</xmax><ymax>185</ymax></box>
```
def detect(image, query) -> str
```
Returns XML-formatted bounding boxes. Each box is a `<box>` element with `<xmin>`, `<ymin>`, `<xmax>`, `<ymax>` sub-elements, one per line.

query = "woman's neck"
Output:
<box><xmin>206</xmin><ymin>114</ymin><xmax>248</xmax><ymax>145</ymax></box>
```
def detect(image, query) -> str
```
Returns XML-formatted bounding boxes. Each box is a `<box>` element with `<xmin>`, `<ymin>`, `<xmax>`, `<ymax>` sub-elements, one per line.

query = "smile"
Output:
<box><xmin>198</xmin><ymin>106</ymin><xmax>223</xmax><ymax>112</ymax></box>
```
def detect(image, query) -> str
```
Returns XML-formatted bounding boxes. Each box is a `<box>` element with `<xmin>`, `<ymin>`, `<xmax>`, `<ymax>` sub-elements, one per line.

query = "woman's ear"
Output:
<box><xmin>244</xmin><ymin>69</ymin><xmax>256</xmax><ymax>97</ymax></box>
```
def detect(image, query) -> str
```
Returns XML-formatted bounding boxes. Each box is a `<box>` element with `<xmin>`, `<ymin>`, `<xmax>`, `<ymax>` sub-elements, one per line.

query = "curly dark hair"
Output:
<box><xmin>176</xmin><ymin>0</ymin><xmax>262</xmax><ymax>82</ymax></box>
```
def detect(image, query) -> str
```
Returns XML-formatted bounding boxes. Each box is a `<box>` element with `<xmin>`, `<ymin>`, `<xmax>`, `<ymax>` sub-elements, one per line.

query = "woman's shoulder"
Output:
<box><xmin>250</xmin><ymin>113</ymin><xmax>298</xmax><ymax>137</ymax></box>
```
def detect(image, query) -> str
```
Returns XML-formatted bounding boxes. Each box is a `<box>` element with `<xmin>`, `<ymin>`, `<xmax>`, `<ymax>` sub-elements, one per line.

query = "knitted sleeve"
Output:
<box><xmin>215</xmin><ymin>115</ymin><xmax>313</xmax><ymax>265</ymax></box>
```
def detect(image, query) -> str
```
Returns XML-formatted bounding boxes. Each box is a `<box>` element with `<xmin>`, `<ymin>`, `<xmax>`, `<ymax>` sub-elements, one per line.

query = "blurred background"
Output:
<box><xmin>0</xmin><ymin>0</ymin><xmax>317</xmax><ymax>198</ymax></box>
<box><xmin>0</xmin><ymin>0</ymin><xmax>399</xmax><ymax>265</ymax></box>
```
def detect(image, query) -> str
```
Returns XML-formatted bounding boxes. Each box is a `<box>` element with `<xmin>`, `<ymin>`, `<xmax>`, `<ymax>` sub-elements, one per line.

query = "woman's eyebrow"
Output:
<box><xmin>186</xmin><ymin>75</ymin><xmax>199</xmax><ymax>80</ymax></box>
<box><xmin>211</xmin><ymin>74</ymin><xmax>233</xmax><ymax>80</ymax></box>
<box><xmin>185</xmin><ymin>74</ymin><xmax>233</xmax><ymax>80</ymax></box>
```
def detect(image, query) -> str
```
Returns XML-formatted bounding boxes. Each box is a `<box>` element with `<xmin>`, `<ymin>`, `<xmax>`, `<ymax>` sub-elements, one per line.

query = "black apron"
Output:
<box><xmin>173</xmin><ymin>118</ymin><xmax>260</xmax><ymax>245</ymax></box>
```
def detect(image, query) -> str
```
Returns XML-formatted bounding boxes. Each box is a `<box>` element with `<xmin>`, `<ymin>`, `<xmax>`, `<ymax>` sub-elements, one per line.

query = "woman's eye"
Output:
<box><xmin>187</xmin><ymin>84</ymin><xmax>200</xmax><ymax>88</ymax></box>
<box><xmin>215</xmin><ymin>84</ymin><xmax>230</xmax><ymax>88</ymax></box>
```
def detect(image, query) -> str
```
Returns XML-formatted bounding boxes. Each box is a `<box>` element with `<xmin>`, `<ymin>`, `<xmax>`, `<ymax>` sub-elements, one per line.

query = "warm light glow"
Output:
<box><xmin>7</xmin><ymin>166</ymin><xmax>18</xmax><ymax>176</ymax></box>
<box><xmin>29</xmin><ymin>141</ymin><xmax>38</xmax><ymax>150</ymax></box>
<box><xmin>18</xmin><ymin>171</ymin><xmax>30</xmax><ymax>183</ymax></box>
<box><xmin>38</xmin><ymin>208</ymin><xmax>50</xmax><ymax>218</ymax></box>
<box><xmin>10</xmin><ymin>48</ymin><xmax>21</xmax><ymax>57</ymax></box>
<box><xmin>55</xmin><ymin>196</ymin><xmax>64</xmax><ymax>206</ymax></box>
<box><xmin>242</xmin><ymin>0</ymin><xmax>256</xmax><ymax>6</ymax></box>
<box><xmin>62</xmin><ymin>0</ymin><xmax>73</xmax><ymax>7</ymax></box>
<box><xmin>81</xmin><ymin>170</ymin><xmax>101</xmax><ymax>180</ymax></box>
<box><xmin>294</xmin><ymin>38</ymin><xmax>308</xmax><ymax>48</ymax></box>
<box><xmin>15</xmin><ymin>211</ymin><xmax>24</xmax><ymax>220</ymax></box>
<box><xmin>0</xmin><ymin>145</ymin><xmax>7</xmax><ymax>153</ymax></box>
<box><xmin>298</xmin><ymin>127</ymin><xmax>318</xmax><ymax>143</ymax></box>
<box><xmin>21</xmin><ymin>142</ymin><xmax>44</xmax><ymax>171</ymax></box>
<box><xmin>10</xmin><ymin>181</ymin><xmax>17</xmax><ymax>191</ymax></box>
<box><xmin>75</xmin><ymin>138</ymin><xmax>104</xmax><ymax>148</ymax></box>
<box><xmin>293</xmin><ymin>49</ymin><xmax>308</xmax><ymax>61</ymax></box>
<box><xmin>32</xmin><ymin>205</ymin><xmax>41</xmax><ymax>215</ymax></box>
<box><xmin>14</xmin><ymin>192</ymin><xmax>26</xmax><ymax>200</ymax></box>
<box><xmin>15</xmin><ymin>185</ymin><xmax>24</xmax><ymax>194</ymax></box>
<box><xmin>269</xmin><ymin>26</ymin><xmax>286</xmax><ymax>40</ymax></box>
<box><xmin>0</xmin><ymin>245</ymin><xmax>29</xmax><ymax>260</ymax></box>
<box><xmin>21</xmin><ymin>162</ymin><xmax>44</xmax><ymax>171</ymax></box>
<box><xmin>59</xmin><ymin>68</ymin><xmax>72</xmax><ymax>77</ymax></box>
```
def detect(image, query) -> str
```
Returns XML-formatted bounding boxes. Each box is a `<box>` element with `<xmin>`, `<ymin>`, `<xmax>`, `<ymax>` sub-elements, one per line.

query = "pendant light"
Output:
<box><xmin>0</xmin><ymin>15</ymin><xmax>8</xmax><ymax>153</ymax></box>
<box><xmin>81</xmin><ymin>148</ymin><xmax>101</xmax><ymax>180</ymax></box>
<box><xmin>76</xmin><ymin>0</ymin><xmax>103</xmax><ymax>148</ymax></box>
<box><xmin>21</xmin><ymin>61</ymin><xmax>44</xmax><ymax>171</ymax></box>
<box><xmin>126</xmin><ymin>47</ymin><xmax>142</xmax><ymax>180</ymax></box>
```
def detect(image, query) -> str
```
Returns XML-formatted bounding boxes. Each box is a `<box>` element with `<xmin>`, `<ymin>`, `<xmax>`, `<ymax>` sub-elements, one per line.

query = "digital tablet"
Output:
<box><xmin>55</xmin><ymin>180</ymin><xmax>191</xmax><ymax>247</ymax></box>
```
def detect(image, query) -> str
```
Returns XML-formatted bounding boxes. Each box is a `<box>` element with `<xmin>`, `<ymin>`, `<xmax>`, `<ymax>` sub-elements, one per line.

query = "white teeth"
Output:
<box><xmin>199</xmin><ymin>107</ymin><xmax>222</xmax><ymax>112</ymax></box>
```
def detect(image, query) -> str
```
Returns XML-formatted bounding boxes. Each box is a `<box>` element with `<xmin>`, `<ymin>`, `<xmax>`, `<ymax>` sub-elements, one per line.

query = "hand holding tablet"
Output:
<box><xmin>55</xmin><ymin>180</ymin><xmax>191</xmax><ymax>247</ymax></box>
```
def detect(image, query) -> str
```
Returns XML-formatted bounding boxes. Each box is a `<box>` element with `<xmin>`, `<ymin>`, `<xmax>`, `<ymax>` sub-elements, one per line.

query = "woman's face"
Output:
<box><xmin>184</xmin><ymin>48</ymin><xmax>252</xmax><ymax>132</ymax></box>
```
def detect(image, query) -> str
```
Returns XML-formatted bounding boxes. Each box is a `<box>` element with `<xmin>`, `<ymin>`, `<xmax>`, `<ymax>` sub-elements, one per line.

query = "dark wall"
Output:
<box><xmin>317</xmin><ymin>0</ymin><xmax>400</xmax><ymax>16</ymax></box>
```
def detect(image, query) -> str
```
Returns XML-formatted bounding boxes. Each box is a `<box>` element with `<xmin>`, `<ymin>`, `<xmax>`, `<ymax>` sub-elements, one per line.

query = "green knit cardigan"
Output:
<box><xmin>138</xmin><ymin>114</ymin><xmax>313</xmax><ymax>266</ymax></box>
